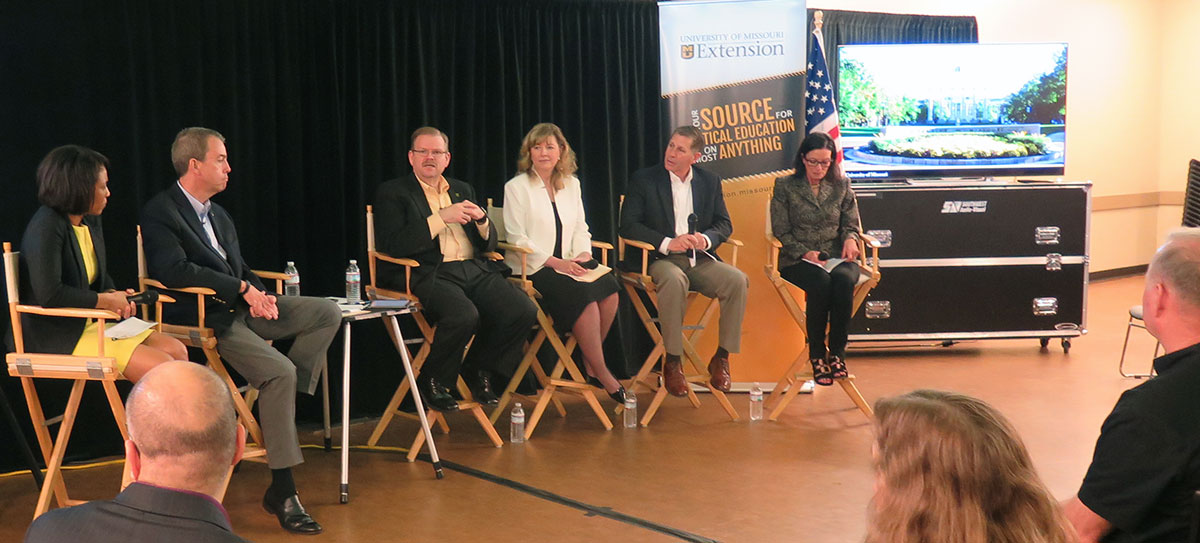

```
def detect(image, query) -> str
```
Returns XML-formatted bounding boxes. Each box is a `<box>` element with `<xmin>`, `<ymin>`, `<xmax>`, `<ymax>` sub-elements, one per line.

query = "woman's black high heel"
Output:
<box><xmin>587</xmin><ymin>376</ymin><xmax>627</xmax><ymax>404</ymax></box>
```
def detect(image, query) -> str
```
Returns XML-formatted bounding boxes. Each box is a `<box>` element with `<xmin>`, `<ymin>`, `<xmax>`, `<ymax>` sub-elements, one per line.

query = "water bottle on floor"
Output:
<box><xmin>749</xmin><ymin>382</ymin><xmax>764</xmax><ymax>421</ymax></box>
<box><xmin>623</xmin><ymin>393</ymin><xmax>638</xmax><ymax>428</ymax></box>
<box><xmin>345</xmin><ymin>260</ymin><xmax>361</xmax><ymax>304</ymax></box>
<box><xmin>510</xmin><ymin>402</ymin><xmax>525</xmax><ymax>443</ymax></box>
<box><xmin>284</xmin><ymin>261</ymin><xmax>300</xmax><ymax>296</ymax></box>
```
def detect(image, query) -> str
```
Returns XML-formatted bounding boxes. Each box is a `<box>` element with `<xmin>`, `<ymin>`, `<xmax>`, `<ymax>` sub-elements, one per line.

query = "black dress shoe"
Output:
<box><xmin>417</xmin><ymin>376</ymin><xmax>458</xmax><ymax>411</ymax></box>
<box><xmin>463</xmin><ymin>369</ymin><xmax>499</xmax><ymax>406</ymax></box>
<box><xmin>263</xmin><ymin>493</ymin><xmax>323</xmax><ymax>535</ymax></box>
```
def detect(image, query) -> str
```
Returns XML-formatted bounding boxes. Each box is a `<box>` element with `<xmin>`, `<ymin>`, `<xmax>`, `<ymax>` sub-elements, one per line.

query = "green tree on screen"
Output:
<box><xmin>838</xmin><ymin>58</ymin><xmax>919</xmax><ymax>127</ymax></box>
<box><xmin>1002</xmin><ymin>50</ymin><xmax>1067</xmax><ymax>124</ymax></box>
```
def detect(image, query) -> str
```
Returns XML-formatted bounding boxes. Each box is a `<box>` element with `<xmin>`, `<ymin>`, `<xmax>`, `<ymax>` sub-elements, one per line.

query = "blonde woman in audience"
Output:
<box><xmin>867</xmin><ymin>389</ymin><xmax>1076</xmax><ymax>543</ymax></box>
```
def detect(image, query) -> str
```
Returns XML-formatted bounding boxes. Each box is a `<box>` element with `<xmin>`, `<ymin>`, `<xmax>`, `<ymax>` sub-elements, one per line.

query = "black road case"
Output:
<box><xmin>847</xmin><ymin>181</ymin><xmax>1091</xmax><ymax>351</ymax></box>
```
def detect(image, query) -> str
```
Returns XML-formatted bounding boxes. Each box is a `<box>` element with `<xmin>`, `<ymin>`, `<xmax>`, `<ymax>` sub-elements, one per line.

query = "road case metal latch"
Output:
<box><xmin>865</xmin><ymin>300</ymin><xmax>892</xmax><ymax>319</ymax></box>
<box><xmin>1035</xmin><ymin>226</ymin><xmax>1061</xmax><ymax>245</ymax></box>
<box><xmin>1032</xmin><ymin>297</ymin><xmax>1059</xmax><ymax>316</ymax></box>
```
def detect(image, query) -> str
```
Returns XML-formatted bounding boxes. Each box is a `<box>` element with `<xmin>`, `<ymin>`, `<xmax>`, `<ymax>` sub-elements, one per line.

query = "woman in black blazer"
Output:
<box><xmin>769</xmin><ymin>132</ymin><xmax>862</xmax><ymax>386</ymax></box>
<box><xmin>19</xmin><ymin>145</ymin><xmax>186</xmax><ymax>382</ymax></box>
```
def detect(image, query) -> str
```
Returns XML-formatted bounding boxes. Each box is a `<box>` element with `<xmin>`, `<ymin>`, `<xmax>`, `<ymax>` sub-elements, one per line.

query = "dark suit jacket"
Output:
<box><xmin>373</xmin><ymin>173</ymin><xmax>504</xmax><ymax>291</ymax></box>
<box><xmin>619</xmin><ymin>165</ymin><xmax>733</xmax><ymax>267</ymax></box>
<box><xmin>140</xmin><ymin>183</ymin><xmax>266</xmax><ymax>333</ymax></box>
<box><xmin>18</xmin><ymin>206</ymin><xmax>116</xmax><ymax>354</ymax></box>
<box><xmin>24</xmin><ymin>482</ymin><xmax>250</xmax><ymax>543</ymax></box>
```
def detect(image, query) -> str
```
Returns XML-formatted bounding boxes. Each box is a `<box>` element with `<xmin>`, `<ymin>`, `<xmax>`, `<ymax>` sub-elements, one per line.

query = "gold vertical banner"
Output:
<box><xmin>659</xmin><ymin>0</ymin><xmax>807</xmax><ymax>382</ymax></box>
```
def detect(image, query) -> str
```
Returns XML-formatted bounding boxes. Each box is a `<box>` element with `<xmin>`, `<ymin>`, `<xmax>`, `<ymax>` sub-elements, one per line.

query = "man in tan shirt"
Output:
<box><xmin>373</xmin><ymin>127</ymin><xmax>536</xmax><ymax>410</ymax></box>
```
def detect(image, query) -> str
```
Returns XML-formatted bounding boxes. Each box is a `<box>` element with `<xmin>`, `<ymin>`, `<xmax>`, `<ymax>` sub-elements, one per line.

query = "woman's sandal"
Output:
<box><xmin>828</xmin><ymin>354</ymin><xmax>849</xmax><ymax>380</ymax></box>
<box><xmin>809</xmin><ymin>357</ymin><xmax>835</xmax><ymax>386</ymax></box>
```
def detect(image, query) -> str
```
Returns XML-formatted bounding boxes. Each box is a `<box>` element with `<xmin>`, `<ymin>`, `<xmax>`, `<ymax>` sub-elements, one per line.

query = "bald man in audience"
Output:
<box><xmin>1064</xmin><ymin>228</ymin><xmax>1200</xmax><ymax>542</ymax></box>
<box><xmin>25</xmin><ymin>361</ymin><xmax>250</xmax><ymax>543</ymax></box>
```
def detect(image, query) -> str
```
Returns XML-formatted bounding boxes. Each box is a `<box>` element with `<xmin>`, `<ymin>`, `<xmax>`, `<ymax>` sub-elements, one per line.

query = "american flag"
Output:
<box><xmin>804</xmin><ymin>27</ymin><xmax>842</xmax><ymax>159</ymax></box>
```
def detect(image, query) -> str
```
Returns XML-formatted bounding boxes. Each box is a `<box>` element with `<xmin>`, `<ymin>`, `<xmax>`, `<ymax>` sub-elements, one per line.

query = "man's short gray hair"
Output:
<box><xmin>126</xmin><ymin>362</ymin><xmax>238</xmax><ymax>486</ymax></box>
<box><xmin>1151</xmin><ymin>227</ymin><xmax>1200</xmax><ymax>310</ymax></box>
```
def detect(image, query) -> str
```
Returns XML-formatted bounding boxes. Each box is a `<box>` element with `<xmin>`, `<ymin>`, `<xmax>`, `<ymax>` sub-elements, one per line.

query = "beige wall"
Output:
<box><xmin>811</xmin><ymin>0</ymin><xmax>1199</xmax><ymax>271</ymax></box>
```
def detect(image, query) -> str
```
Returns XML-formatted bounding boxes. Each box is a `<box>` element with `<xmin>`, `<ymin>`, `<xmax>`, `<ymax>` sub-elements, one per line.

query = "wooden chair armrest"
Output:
<box><xmin>591</xmin><ymin>241</ymin><xmax>613</xmax><ymax>266</ymax></box>
<box><xmin>622</xmin><ymin>238</ymin><xmax>656</xmax><ymax>252</ymax></box>
<box><xmin>252</xmin><ymin>270</ymin><xmax>291</xmax><ymax>281</ymax></box>
<box><xmin>483</xmin><ymin>252</ymin><xmax>504</xmax><ymax>261</ymax></box>
<box><xmin>252</xmin><ymin>269</ymin><xmax>288</xmax><ymax>295</ymax></box>
<box><xmin>764</xmin><ymin>234</ymin><xmax>783</xmax><ymax>249</ymax></box>
<box><xmin>497</xmin><ymin>242</ymin><xmax>534</xmax><ymax>254</ymax></box>
<box><xmin>143</xmin><ymin>278</ymin><xmax>217</xmax><ymax>296</ymax></box>
<box><xmin>373</xmin><ymin>253</ymin><xmax>420</xmax><ymax>268</ymax></box>
<box><xmin>859</xmin><ymin>232</ymin><xmax>882</xmax><ymax>248</ymax></box>
<box><xmin>16</xmin><ymin>305</ymin><xmax>120</xmax><ymax>320</ymax></box>
<box><xmin>157</xmin><ymin>293</ymin><xmax>176</xmax><ymax>304</ymax></box>
<box><xmin>725</xmin><ymin>237</ymin><xmax>743</xmax><ymax>267</ymax></box>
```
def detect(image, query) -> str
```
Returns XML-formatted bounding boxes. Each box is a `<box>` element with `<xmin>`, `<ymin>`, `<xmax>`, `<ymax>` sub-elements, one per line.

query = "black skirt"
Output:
<box><xmin>530</xmin><ymin>266</ymin><xmax>620</xmax><ymax>329</ymax></box>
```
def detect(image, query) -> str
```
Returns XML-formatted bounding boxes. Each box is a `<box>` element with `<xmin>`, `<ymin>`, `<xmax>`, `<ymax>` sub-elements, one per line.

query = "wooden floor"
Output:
<box><xmin>0</xmin><ymin>275</ymin><xmax>1159</xmax><ymax>542</ymax></box>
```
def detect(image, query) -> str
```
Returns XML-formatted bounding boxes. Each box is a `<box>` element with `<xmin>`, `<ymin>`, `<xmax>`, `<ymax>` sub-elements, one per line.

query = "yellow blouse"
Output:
<box><xmin>71</xmin><ymin>224</ymin><xmax>97</xmax><ymax>284</ymax></box>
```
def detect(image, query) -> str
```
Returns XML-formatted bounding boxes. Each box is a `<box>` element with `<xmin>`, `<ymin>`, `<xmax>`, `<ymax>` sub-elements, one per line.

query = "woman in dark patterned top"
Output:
<box><xmin>769</xmin><ymin>132</ymin><xmax>861</xmax><ymax>385</ymax></box>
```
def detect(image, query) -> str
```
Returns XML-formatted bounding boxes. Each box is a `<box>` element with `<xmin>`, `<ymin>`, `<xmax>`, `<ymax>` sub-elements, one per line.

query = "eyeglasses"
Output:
<box><xmin>803</xmin><ymin>158</ymin><xmax>833</xmax><ymax>168</ymax></box>
<box><xmin>411</xmin><ymin>149</ymin><xmax>448</xmax><ymax>157</ymax></box>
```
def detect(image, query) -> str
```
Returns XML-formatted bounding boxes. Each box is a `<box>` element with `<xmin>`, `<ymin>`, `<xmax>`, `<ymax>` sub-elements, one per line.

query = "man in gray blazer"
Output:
<box><xmin>141</xmin><ymin>127</ymin><xmax>339</xmax><ymax>535</ymax></box>
<box><xmin>25</xmin><ymin>361</ymin><xmax>250</xmax><ymax>543</ymax></box>
<box><xmin>620</xmin><ymin>126</ymin><xmax>749</xmax><ymax>396</ymax></box>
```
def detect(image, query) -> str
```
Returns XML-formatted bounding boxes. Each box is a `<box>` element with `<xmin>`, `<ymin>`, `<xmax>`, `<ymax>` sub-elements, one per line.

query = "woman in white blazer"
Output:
<box><xmin>502</xmin><ymin>123</ymin><xmax>625</xmax><ymax>404</ymax></box>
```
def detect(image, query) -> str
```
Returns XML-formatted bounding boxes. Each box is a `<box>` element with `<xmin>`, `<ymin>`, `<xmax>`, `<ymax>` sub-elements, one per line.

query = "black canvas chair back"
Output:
<box><xmin>1183</xmin><ymin>159</ymin><xmax>1200</xmax><ymax>227</ymax></box>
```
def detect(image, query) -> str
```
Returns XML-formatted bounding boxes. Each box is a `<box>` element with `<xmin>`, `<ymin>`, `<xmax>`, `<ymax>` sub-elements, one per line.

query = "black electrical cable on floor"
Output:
<box><xmin>413</xmin><ymin>453</ymin><xmax>720</xmax><ymax>543</ymax></box>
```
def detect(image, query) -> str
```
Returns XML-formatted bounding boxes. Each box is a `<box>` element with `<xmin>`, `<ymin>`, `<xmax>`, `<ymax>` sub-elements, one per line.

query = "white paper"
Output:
<box><xmin>106</xmin><ymin>317</ymin><xmax>156</xmax><ymax>340</ymax></box>
<box><xmin>556</xmin><ymin>264</ymin><xmax>613</xmax><ymax>283</ymax></box>
<box><xmin>805</xmin><ymin>257</ymin><xmax>847</xmax><ymax>273</ymax></box>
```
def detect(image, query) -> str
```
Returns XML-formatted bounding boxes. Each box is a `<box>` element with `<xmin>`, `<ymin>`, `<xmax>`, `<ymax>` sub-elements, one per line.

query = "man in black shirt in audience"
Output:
<box><xmin>1064</xmin><ymin>227</ymin><xmax>1200</xmax><ymax>542</ymax></box>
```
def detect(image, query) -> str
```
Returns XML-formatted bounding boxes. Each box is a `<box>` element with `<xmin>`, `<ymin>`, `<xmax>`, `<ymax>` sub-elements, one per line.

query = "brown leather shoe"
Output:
<box><xmin>708</xmin><ymin>355</ymin><xmax>732</xmax><ymax>392</ymax></box>
<box><xmin>662</xmin><ymin>358</ymin><xmax>689</xmax><ymax>397</ymax></box>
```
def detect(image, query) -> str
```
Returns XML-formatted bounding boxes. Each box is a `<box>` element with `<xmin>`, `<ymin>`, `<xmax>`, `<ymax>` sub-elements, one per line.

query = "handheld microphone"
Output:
<box><xmin>817</xmin><ymin>251</ymin><xmax>830</xmax><ymax>261</ymax></box>
<box><xmin>127</xmin><ymin>291</ymin><xmax>159</xmax><ymax>305</ymax></box>
<box><xmin>687</xmin><ymin>213</ymin><xmax>698</xmax><ymax>259</ymax></box>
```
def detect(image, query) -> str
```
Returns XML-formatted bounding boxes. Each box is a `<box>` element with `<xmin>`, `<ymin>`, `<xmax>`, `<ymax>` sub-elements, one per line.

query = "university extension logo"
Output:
<box><xmin>679</xmin><ymin>31</ymin><xmax>786</xmax><ymax>60</ymax></box>
<box><xmin>941</xmin><ymin>200</ymin><xmax>988</xmax><ymax>214</ymax></box>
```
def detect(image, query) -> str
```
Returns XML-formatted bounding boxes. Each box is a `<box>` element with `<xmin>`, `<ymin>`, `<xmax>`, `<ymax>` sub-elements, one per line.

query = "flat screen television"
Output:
<box><xmin>836</xmin><ymin>42</ymin><xmax>1067</xmax><ymax>181</ymax></box>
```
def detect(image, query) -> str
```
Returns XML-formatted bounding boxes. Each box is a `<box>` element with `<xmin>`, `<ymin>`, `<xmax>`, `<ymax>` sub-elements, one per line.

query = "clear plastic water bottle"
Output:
<box><xmin>510</xmin><ymin>402</ymin><xmax>525</xmax><ymax>443</ymax></box>
<box><xmin>623</xmin><ymin>393</ymin><xmax>638</xmax><ymax>428</ymax></box>
<box><xmin>749</xmin><ymin>382</ymin><xmax>764</xmax><ymax>421</ymax></box>
<box><xmin>284</xmin><ymin>261</ymin><xmax>300</xmax><ymax>296</ymax></box>
<box><xmin>345</xmin><ymin>260</ymin><xmax>361</xmax><ymax>304</ymax></box>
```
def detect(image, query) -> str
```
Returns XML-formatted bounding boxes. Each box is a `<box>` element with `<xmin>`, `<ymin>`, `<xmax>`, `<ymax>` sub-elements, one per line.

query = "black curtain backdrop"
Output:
<box><xmin>0</xmin><ymin>0</ymin><xmax>661</xmax><ymax>472</ymax></box>
<box><xmin>807</xmin><ymin>9</ymin><xmax>979</xmax><ymax>110</ymax></box>
<box><xmin>0</xmin><ymin>2</ymin><xmax>977</xmax><ymax>472</ymax></box>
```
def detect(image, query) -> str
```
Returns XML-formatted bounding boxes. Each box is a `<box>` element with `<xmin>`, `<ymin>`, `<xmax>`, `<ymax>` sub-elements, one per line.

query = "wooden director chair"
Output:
<box><xmin>484</xmin><ymin>199</ymin><xmax>613</xmax><ymax>438</ymax></box>
<box><xmin>135</xmin><ymin>226</ymin><xmax>273</xmax><ymax>487</ymax></box>
<box><xmin>4</xmin><ymin>241</ymin><xmax>168</xmax><ymax>519</ymax></box>
<box><xmin>363</xmin><ymin>205</ymin><xmax>502</xmax><ymax>462</ymax></box>
<box><xmin>762</xmin><ymin>200</ymin><xmax>879</xmax><ymax>421</ymax></box>
<box><xmin>617</xmin><ymin>197</ymin><xmax>742</xmax><ymax>426</ymax></box>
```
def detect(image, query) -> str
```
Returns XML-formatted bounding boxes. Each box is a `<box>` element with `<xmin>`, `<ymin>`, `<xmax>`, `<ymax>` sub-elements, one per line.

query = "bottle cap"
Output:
<box><xmin>287</xmin><ymin>261</ymin><xmax>295</xmax><ymax>266</ymax></box>
<box><xmin>350</xmin><ymin>259</ymin><xmax>357</xmax><ymax>264</ymax></box>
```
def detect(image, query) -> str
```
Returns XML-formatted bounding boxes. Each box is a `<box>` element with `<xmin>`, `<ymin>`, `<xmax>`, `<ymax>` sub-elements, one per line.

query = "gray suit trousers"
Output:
<box><xmin>648</xmin><ymin>254</ymin><xmax>748</xmax><ymax>358</ymax></box>
<box><xmin>215</xmin><ymin>295</ymin><xmax>342</xmax><ymax>469</ymax></box>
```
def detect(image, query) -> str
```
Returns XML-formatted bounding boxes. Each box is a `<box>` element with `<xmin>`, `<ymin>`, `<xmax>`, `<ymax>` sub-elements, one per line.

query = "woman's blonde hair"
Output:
<box><xmin>516</xmin><ymin>123</ymin><xmax>577</xmax><ymax>190</ymax></box>
<box><xmin>867</xmin><ymin>390</ymin><xmax>1075</xmax><ymax>543</ymax></box>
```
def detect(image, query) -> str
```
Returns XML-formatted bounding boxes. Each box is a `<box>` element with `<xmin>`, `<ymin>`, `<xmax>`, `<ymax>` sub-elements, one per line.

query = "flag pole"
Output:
<box><xmin>814</xmin><ymin>10</ymin><xmax>824</xmax><ymax>32</ymax></box>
